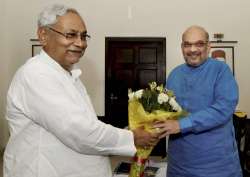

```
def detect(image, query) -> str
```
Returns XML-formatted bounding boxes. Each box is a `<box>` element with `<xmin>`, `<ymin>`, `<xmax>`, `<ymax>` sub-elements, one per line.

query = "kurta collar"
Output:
<box><xmin>71</xmin><ymin>69</ymin><xmax>82</xmax><ymax>82</ymax></box>
<box><xmin>38</xmin><ymin>50</ymin><xmax>82</xmax><ymax>81</ymax></box>
<box><xmin>183</xmin><ymin>57</ymin><xmax>211</xmax><ymax>74</ymax></box>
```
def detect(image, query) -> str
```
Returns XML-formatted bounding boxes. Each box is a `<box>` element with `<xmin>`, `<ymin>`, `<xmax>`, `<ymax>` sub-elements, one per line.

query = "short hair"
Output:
<box><xmin>38</xmin><ymin>4</ymin><xmax>80</xmax><ymax>27</ymax></box>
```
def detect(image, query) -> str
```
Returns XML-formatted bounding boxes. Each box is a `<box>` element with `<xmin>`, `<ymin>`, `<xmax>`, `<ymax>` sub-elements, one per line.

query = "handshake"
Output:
<box><xmin>131</xmin><ymin>119</ymin><xmax>181</xmax><ymax>148</ymax></box>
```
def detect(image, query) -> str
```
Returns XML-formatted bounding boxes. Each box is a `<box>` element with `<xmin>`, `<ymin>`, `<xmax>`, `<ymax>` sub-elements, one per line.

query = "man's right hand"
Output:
<box><xmin>153</xmin><ymin>119</ymin><xmax>181</xmax><ymax>138</ymax></box>
<box><xmin>132</xmin><ymin>126</ymin><xmax>159</xmax><ymax>148</ymax></box>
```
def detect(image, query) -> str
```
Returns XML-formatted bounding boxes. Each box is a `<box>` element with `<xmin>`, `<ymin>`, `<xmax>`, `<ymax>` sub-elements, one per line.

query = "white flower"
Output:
<box><xmin>156</xmin><ymin>85</ymin><xmax>164</xmax><ymax>92</ymax></box>
<box><xmin>135</xmin><ymin>89</ymin><xmax>144</xmax><ymax>99</ymax></box>
<box><xmin>157</xmin><ymin>93</ymin><xmax>169</xmax><ymax>104</ymax></box>
<box><xmin>128</xmin><ymin>90</ymin><xmax>135</xmax><ymax>101</ymax></box>
<box><xmin>149</xmin><ymin>82</ymin><xmax>157</xmax><ymax>90</ymax></box>
<box><xmin>169</xmin><ymin>97</ymin><xmax>182</xmax><ymax>112</ymax></box>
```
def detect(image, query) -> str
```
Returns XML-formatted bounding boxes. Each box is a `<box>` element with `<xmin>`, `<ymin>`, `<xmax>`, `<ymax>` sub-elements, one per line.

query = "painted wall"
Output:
<box><xmin>0</xmin><ymin>0</ymin><xmax>8</xmax><ymax>150</ymax></box>
<box><xmin>1</xmin><ymin>0</ymin><xmax>250</xmax><ymax>148</ymax></box>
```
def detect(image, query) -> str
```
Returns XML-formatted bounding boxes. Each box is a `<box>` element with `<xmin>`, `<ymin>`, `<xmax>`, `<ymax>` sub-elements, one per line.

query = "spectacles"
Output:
<box><xmin>182</xmin><ymin>41</ymin><xmax>208</xmax><ymax>48</ymax></box>
<box><xmin>47</xmin><ymin>27</ymin><xmax>91</xmax><ymax>42</ymax></box>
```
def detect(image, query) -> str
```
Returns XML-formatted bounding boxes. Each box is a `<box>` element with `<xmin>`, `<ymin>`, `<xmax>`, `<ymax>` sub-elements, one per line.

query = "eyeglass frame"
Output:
<box><xmin>182</xmin><ymin>40</ymin><xmax>209</xmax><ymax>49</ymax></box>
<box><xmin>47</xmin><ymin>26</ymin><xmax>91</xmax><ymax>42</ymax></box>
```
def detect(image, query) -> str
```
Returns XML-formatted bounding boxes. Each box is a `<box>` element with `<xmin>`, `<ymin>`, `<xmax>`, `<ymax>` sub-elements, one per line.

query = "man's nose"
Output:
<box><xmin>190</xmin><ymin>44</ymin><xmax>198</xmax><ymax>52</ymax></box>
<box><xmin>74</xmin><ymin>37</ymin><xmax>87</xmax><ymax>48</ymax></box>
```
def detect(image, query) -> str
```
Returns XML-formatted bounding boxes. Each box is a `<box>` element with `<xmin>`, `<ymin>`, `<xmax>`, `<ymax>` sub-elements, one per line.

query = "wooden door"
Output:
<box><xmin>105</xmin><ymin>37</ymin><xmax>166</xmax><ymax>155</ymax></box>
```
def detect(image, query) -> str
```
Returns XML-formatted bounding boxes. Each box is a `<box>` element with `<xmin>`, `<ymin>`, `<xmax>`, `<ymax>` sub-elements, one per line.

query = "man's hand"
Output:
<box><xmin>153</xmin><ymin>120</ymin><xmax>180</xmax><ymax>138</ymax></box>
<box><xmin>132</xmin><ymin>126</ymin><xmax>159</xmax><ymax>148</ymax></box>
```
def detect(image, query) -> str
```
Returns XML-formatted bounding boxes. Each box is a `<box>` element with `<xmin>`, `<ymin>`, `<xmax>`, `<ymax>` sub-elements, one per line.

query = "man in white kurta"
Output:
<box><xmin>4</xmin><ymin>4</ymin><xmax>158</xmax><ymax>177</ymax></box>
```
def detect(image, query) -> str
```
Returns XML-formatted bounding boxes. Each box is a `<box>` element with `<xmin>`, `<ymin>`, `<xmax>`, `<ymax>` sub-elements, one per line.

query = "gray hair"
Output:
<box><xmin>38</xmin><ymin>4</ymin><xmax>79</xmax><ymax>27</ymax></box>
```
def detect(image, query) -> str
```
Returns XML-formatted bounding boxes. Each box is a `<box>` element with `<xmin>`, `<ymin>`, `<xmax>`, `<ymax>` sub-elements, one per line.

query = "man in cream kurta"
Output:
<box><xmin>4</xmin><ymin>4</ymin><xmax>159</xmax><ymax>177</ymax></box>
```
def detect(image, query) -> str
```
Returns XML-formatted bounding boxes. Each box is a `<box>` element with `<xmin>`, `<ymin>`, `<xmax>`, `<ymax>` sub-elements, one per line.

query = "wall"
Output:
<box><xmin>1</xmin><ymin>0</ymin><xmax>250</xmax><ymax>147</ymax></box>
<box><xmin>0</xmin><ymin>0</ymin><xmax>7</xmax><ymax>150</ymax></box>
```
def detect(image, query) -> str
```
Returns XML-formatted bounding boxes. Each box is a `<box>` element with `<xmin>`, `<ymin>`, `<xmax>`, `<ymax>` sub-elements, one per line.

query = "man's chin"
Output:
<box><xmin>67</xmin><ymin>53</ymin><xmax>83</xmax><ymax>61</ymax></box>
<box><xmin>72</xmin><ymin>57</ymin><xmax>81</xmax><ymax>64</ymax></box>
<box><xmin>188</xmin><ymin>59</ymin><xmax>207</xmax><ymax>67</ymax></box>
<box><xmin>65</xmin><ymin>57</ymin><xmax>81</xmax><ymax>66</ymax></box>
<box><xmin>67</xmin><ymin>50</ymin><xmax>84</xmax><ymax>59</ymax></box>
<box><xmin>186</xmin><ymin>59</ymin><xmax>201</xmax><ymax>67</ymax></box>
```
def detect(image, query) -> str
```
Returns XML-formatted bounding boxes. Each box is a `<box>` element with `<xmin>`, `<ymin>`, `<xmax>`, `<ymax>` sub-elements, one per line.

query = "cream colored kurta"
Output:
<box><xmin>4</xmin><ymin>50</ymin><xmax>136</xmax><ymax>177</ymax></box>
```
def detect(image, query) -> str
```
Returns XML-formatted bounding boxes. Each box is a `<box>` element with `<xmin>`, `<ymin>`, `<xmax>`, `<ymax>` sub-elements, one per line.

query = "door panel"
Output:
<box><xmin>139</xmin><ymin>48</ymin><xmax>157</xmax><ymax>64</ymax></box>
<box><xmin>138</xmin><ymin>69</ymin><xmax>157</xmax><ymax>88</ymax></box>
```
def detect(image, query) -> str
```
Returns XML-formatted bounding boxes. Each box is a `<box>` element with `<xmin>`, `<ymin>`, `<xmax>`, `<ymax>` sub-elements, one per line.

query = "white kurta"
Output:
<box><xmin>4</xmin><ymin>50</ymin><xmax>136</xmax><ymax>177</ymax></box>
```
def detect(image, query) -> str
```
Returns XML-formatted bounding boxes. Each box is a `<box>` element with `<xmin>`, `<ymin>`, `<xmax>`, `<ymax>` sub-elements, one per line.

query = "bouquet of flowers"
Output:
<box><xmin>128</xmin><ymin>82</ymin><xmax>186</xmax><ymax>177</ymax></box>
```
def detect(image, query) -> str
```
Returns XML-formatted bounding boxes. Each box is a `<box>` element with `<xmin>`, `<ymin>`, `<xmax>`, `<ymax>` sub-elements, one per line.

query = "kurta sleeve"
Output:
<box><xmin>180</xmin><ymin>65</ymin><xmax>238</xmax><ymax>134</ymax></box>
<box><xmin>14</xmin><ymin>67</ymin><xmax>136</xmax><ymax>156</ymax></box>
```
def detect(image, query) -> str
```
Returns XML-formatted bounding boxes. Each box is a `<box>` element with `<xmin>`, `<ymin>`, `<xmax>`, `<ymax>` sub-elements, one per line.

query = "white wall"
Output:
<box><xmin>1</xmin><ymin>0</ymin><xmax>250</xmax><ymax>147</ymax></box>
<box><xmin>0</xmin><ymin>0</ymin><xmax>8</xmax><ymax>150</ymax></box>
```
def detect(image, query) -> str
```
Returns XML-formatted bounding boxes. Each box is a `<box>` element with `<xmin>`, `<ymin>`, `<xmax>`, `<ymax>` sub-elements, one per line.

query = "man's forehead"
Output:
<box><xmin>182</xmin><ymin>29</ymin><xmax>207</xmax><ymax>42</ymax></box>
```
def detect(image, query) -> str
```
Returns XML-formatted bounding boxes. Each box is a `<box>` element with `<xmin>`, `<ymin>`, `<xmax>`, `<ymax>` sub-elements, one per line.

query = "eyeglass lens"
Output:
<box><xmin>182</xmin><ymin>41</ymin><xmax>207</xmax><ymax>48</ymax></box>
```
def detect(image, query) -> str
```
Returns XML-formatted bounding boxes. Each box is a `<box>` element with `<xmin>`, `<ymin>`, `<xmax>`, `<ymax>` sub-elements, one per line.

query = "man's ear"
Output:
<box><xmin>37</xmin><ymin>27</ymin><xmax>48</xmax><ymax>46</ymax></box>
<box><xmin>206</xmin><ymin>41</ymin><xmax>211</xmax><ymax>54</ymax></box>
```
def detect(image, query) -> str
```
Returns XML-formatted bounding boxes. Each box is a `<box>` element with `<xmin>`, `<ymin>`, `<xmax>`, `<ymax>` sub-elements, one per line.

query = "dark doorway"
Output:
<box><xmin>105</xmin><ymin>37</ymin><xmax>166</xmax><ymax>156</ymax></box>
